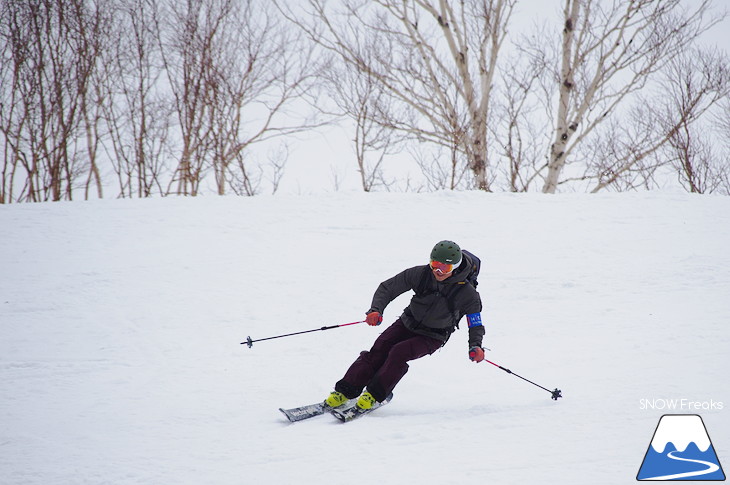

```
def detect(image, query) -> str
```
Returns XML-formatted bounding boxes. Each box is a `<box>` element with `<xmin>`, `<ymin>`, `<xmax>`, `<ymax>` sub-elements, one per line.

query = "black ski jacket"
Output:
<box><xmin>368</xmin><ymin>255</ymin><xmax>484</xmax><ymax>347</ymax></box>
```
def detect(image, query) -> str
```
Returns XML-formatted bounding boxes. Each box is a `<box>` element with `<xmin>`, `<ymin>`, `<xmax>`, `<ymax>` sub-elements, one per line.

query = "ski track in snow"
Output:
<box><xmin>1</xmin><ymin>191</ymin><xmax>729</xmax><ymax>485</ymax></box>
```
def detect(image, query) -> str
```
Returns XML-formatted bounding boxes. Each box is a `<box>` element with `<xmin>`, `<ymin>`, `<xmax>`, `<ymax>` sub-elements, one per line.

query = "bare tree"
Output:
<box><xmin>527</xmin><ymin>0</ymin><xmax>723</xmax><ymax>193</ymax></box>
<box><xmin>265</xmin><ymin>143</ymin><xmax>289</xmax><ymax>195</ymax></box>
<box><xmin>667</xmin><ymin>124</ymin><xmax>722</xmax><ymax>194</ymax></box>
<box><xmin>154</xmin><ymin>0</ymin><xmax>325</xmax><ymax>197</ymax></box>
<box><xmin>411</xmin><ymin>142</ymin><xmax>471</xmax><ymax>190</ymax></box>
<box><xmin>716</xmin><ymin>99</ymin><xmax>730</xmax><ymax>165</ymax></box>
<box><xmin>211</xmin><ymin>1</ymin><xmax>326</xmax><ymax>196</ymax></box>
<box><xmin>101</xmin><ymin>0</ymin><xmax>170</xmax><ymax>198</ymax></box>
<box><xmin>77</xmin><ymin>0</ymin><xmax>113</xmax><ymax>200</ymax></box>
<box><xmin>713</xmin><ymin>101</ymin><xmax>730</xmax><ymax>194</ymax></box>
<box><xmin>0</xmin><ymin>0</ymin><xmax>107</xmax><ymax>202</ymax></box>
<box><xmin>0</xmin><ymin>1</ymin><xmax>23</xmax><ymax>203</ymax></box>
<box><xmin>493</xmin><ymin>43</ymin><xmax>553</xmax><ymax>192</ymax></box>
<box><xmin>321</xmin><ymin>52</ymin><xmax>401</xmax><ymax>192</ymax></box>
<box><xmin>661</xmin><ymin>50</ymin><xmax>730</xmax><ymax>194</ymax></box>
<box><xmin>578</xmin><ymin>46</ymin><xmax>730</xmax><ymax>193</ymax></box>
<box><xmin>152</xmin><ymin>0</ymin><xmax>220</xmax><ymax>196</ymax></box>
<box><xmin>284</xmin><ymin>0</ymin><xmax>516</xmax><ymax>191</ymax></box>
<box><xmin>578</xmin><ymin>111</ymin><xmax>664</xmax><ymax>192</ymax></box>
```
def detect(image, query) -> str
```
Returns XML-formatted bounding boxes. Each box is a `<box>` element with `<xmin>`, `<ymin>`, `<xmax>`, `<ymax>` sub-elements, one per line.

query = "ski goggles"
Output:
<box><xmin>430</xmin><ymin>259</ymin><xmax>456</xmax><ymax>275</ymax></box>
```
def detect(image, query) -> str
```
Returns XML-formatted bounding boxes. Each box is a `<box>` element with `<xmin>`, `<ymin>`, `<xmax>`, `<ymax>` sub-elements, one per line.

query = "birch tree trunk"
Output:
<box><xmin>544</xmin><ymin>0</ymin><xmax>580</xmax><ymax>194</ymax></box>
<box><xmin>540</xmin><ymin>0</ymin><xmax>720</xmax><ymax>193</ymax></box>
<box><xmin>283</xmin><ymin>0</ymin><xmax>515</xmax><ymax>191</ymax></box>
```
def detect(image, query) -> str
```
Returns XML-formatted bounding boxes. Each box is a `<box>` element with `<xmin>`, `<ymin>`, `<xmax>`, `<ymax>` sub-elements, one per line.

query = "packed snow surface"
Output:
<box><xmin>1</xmin><ymin>191</ymin><xmax>729</xmax><ymax>484</ymax></box>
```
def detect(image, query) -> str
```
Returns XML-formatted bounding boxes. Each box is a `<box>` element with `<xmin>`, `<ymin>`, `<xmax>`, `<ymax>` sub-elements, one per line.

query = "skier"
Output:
<box><xmin>324</xmin><ymin>240</ymin><xmax>485</xmax><ymax>412</ymax></box>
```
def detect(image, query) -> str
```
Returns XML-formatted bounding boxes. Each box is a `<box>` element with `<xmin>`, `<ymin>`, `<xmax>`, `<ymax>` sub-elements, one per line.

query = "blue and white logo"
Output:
<box><xmin>637</xmin><ymin>414</ymin><xmax>725</xmax><ymax>481</ymax></box>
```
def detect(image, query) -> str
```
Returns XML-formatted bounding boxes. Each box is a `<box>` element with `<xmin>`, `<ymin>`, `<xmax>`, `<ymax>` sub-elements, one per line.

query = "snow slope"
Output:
<box><xmin>1</xmin><ymin>191</ymin><xmax>728</xmax><ymax>485</ymax></box>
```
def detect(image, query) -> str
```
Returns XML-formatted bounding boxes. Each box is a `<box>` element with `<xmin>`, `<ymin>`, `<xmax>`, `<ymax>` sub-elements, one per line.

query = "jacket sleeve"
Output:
<box><xmin>462</xmin><ymin>288</ymin><xmax>484</xmax><ymax>348</ymax></box>
<box><xmin>467</xmin><ymin>313</ymin><xmax>485</xmax><ymax>348</ymax></box>
<box><xmin>368</xmin><ymin>266</ymin><xmax>424</xmax><ymax>315</ymax></box>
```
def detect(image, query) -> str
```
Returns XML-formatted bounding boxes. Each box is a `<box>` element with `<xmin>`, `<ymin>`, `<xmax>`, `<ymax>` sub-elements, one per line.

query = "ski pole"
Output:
<box><xmin>485</xmin><ymin>358</ymin><xmax>563</xmax><ymax>401</ymax></box>
<box><xmin>242</xmin><ymin>320</ymin><xmax>366</xmax><ymax>348</ymax></box>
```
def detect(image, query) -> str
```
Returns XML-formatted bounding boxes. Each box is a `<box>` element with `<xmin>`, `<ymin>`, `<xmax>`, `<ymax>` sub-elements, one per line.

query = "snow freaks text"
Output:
<box><xmin>639</xmin><ymin>399</ymin><xmax>724</xmax><ymax>411</ymax></box>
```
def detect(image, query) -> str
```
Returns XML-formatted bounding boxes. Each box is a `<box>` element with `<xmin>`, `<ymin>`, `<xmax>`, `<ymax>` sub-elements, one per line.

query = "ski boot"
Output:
<box><xmin>324</xmin><ymin>391</ymin><xmax>348</xmax><ymax>409</ymax></box>
<box><xmin>356</xmin><ymin>391</ymin><xmax>377</xmax><ymax>410</ymax></box>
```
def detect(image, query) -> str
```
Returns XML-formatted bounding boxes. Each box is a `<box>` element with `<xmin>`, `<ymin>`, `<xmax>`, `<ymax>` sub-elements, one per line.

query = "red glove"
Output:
<box><xmin>366</xmin><ymin>311</ymin><xmax>383</xmax><ymax>326</ymax></box>
<box><xmin>469</xmin><ymin>346</ymin><xmax>485</xmax><ymax>362</ymax></box>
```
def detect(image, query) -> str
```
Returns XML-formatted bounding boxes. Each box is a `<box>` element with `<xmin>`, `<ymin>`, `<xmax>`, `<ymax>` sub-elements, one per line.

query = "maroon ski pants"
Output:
<box><xmin>335</xmin><ymin>318</ymin><xmax>443</xmax><ymax>402</ymax></box>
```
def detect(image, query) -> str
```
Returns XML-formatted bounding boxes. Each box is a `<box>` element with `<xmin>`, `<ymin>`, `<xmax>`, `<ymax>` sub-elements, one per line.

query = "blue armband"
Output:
<box><xmin>466</xmin><ymin>312</ymin><xmax>482</xmax><ymax>328</ymax></box>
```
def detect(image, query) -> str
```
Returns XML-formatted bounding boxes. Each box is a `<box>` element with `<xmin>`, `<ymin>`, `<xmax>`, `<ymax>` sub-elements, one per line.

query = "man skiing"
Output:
<box><xmin>324</xmin><ymin>240</ymin><xmax>485</xmax><ymax>412</ymax></box>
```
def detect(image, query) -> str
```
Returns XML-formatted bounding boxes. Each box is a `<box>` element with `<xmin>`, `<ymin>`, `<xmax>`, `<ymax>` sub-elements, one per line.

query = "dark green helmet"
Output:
<box><xmin>430</xmin><ymin>240</ymin><xmax>462</xmax><ymax>265</ymax></box>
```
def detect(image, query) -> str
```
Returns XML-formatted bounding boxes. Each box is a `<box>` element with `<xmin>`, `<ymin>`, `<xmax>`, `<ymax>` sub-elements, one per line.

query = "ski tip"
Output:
<box><xmin>278</xmin><ymin>408</ymin><xmax>294</xmax><ymax>422</ymax></box>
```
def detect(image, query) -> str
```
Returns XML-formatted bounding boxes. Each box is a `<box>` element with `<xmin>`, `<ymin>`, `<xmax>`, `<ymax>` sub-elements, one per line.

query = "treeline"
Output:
<box><xmin>1</xmin><ymin>0</ymin><xmax>729</xmax><ymax>202</ymax></box>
